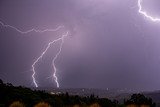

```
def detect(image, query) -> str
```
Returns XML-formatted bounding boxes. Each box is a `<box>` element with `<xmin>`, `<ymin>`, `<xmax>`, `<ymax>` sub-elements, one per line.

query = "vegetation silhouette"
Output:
<box><xmin>0</xmin><ymin>79</ymin><xmax>156</xmax><ymax>107</ymax></box>
<box><xmin>125</xmin><ymin>94</ymin><xmax>156</xmax><ymax>107</ymax></box>
<box><xmin>34</xmin><ymin>102</ymin><xmax>51</xmax><ymax>107</ymax></box>
<box><xmin>9</xmin><ymin>101</ymin><xmax>25</xmax><ymax>107</ymax></box>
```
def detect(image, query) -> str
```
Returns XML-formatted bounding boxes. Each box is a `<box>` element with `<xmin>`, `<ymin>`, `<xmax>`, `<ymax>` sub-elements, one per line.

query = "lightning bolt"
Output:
<box><xmin>32</xmin><ymin>32</ymin><xmax>69</xmax><ymax>88</ymax></box>
<box><xmin>52</xmin><ymin>32</ymin><xmax>69</xmax><ymax>88</ymax></box>
<box><xmin>138</xmin><ymin>0</ymin><xmax>160</xmax><ymax>22</ymax></box>
<box><xmin>0</xmin><ymin>20</ymin><xmax>68</xmax><ymax>88</ymax></box>
<box><xmin>0</xmin><ymin>20</ymin><xmax>63</xmax><ymax>33</ymax></box>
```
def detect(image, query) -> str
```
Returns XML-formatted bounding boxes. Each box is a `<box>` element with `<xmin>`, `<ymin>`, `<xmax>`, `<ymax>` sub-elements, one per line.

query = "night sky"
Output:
<box><xmin>0</xmin><ymin>0</ymin><xmax>160</xmax><ymax>91</ymax></box>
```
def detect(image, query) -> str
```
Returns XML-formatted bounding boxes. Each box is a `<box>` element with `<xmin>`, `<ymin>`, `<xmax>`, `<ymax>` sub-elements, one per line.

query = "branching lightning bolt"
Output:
<box><xmin>138</xmin><ymin>0</ymin><xmax>160</xmax><ymax>22</ymax></box>
<box><xmin>0</xmin><ymin>20</ymin><xmax>68</xmax><ymax>88</ymax></box>
<box><xmin>32</xmin><ymin>32</ymin><xmax>69</xmax><ymax>88</ymax></box>
<box><xmin>0</xmin><ymin>20</ymin><xmax>63</xmax><ymax>33</ymax></box>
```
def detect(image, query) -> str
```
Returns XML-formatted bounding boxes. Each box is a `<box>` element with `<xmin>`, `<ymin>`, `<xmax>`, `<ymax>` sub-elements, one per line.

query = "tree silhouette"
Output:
<box><xmin>0</xmin><ymin>79</ymin><xmax>157</xmax><ymax>107</ymax></box>
<box><xmin>125</xmin><ymin>94</ymin><xmax>156</xmax><ymax>107</ymax></box>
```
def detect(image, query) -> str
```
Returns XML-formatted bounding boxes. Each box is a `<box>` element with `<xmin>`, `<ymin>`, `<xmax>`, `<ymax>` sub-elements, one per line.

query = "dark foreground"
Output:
<box><xmin>0</xmin><ymin>79</ymin><xmax>156</xmax><ymax>107</ymax></box>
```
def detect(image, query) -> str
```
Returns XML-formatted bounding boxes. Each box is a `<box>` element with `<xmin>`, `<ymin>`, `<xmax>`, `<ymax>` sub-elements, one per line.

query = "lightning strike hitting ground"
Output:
<box><xmin>0</xmin><ymin>20</ymin><xmax>67</xmax><ymax>88</ymax></box>
<box><xmin>32</xmin><ymin>32</ymin><xmax>69</xmax><ymax>88</ymax></box>
<box><xmin>138</xmin><ymin>0</ymin><xmax>160</xmax><ymax>22</ymax></box>
<box><xmin>52</xmin><ymin>31</ymin><xmax>69</xmax><ymax>88</ymax></box>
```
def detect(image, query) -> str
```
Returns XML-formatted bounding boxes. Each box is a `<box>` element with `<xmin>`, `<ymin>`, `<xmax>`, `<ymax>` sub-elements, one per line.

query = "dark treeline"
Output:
<box><xmin>0</xmin><ymin>79</ymin><xmax>156</xmax><ymax>107</ymax></box>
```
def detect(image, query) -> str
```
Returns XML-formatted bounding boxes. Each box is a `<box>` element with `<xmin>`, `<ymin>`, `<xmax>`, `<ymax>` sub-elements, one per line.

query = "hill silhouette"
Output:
<box><xmin>0</xmin><ymin>79</ymin><xmax>156</xmax><ymax>107</ymax></box>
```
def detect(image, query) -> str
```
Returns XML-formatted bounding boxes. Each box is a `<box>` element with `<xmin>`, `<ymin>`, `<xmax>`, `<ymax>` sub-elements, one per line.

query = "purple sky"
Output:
<box><xmin>0</xmin><ymin>0</ymin><xmax>160</xmax><ymax>91</ymax></box>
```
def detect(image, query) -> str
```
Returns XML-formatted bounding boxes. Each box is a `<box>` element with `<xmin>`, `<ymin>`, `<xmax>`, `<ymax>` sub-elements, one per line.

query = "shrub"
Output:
<box><xmin>90</xmin><ymin>103</ymin><xmax>100</xmax><ymax>107</ymax></box>
<box><xmin>73</xmin><ymin>105</ymin><xmax>80</xmax><ymax>107</ymax></box>
<box><xmin>34</xmin><ymin>102</ymin><xmax>51</xmax><ymax>107</ymax></box>
<box><xmin>9</xmin><ymin>101</ymin><xmax>25</xmax><ymax>107</ymax></box>
<box><xmin>126</xmin><ymin>104</ymin><xmax>138</xmax><ymax>107</ymax></box>
<box><xmin>140</xmin><ymin>105</ymin><xmax>150</xmax><ymax>107</ymax></box>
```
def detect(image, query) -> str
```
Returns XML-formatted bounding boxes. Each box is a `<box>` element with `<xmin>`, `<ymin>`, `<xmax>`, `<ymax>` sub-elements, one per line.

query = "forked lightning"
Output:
<box><xmin>0</xmin><ymin>20</ymin><xmax>67</xmax><ymax>88</ymax></box>
<box><xmin>32</xmin><ymin>32</ymin><xmax>69</xmax><ymax>88</ymax></box>
<box><xmin>0</xmin><ymin>0</ymin><xmax>159</xmax><ymax>88</ymax></box>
